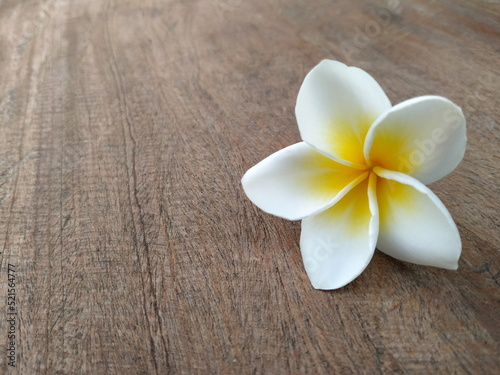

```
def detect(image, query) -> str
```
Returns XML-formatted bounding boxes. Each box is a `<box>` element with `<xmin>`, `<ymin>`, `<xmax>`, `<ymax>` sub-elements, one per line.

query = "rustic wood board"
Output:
<box><xmin>0</xmin><ymin>0</ymin><xmax>498</xmax><ymax>373</ymax></box>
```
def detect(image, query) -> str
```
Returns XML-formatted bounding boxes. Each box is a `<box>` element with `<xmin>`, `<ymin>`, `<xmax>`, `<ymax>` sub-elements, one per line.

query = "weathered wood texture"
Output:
<box><xmin>0</xmin><ymin>0</ymin><xmax>498</xmax><ymax>373</ymax></box>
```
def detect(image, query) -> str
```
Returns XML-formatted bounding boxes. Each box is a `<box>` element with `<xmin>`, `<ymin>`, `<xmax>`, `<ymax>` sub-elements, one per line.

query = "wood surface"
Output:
<box><xmin>0</xmin><ymin>0</ymin><xmax>499</xmax><ymax>373</ymax></box>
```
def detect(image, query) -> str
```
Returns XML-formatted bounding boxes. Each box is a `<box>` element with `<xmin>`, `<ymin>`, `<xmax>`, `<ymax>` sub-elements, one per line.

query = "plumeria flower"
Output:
<box><xmin>242</xmin><ymin>60</ymin><xmax>466</xmax><ymax>290</ymax></box>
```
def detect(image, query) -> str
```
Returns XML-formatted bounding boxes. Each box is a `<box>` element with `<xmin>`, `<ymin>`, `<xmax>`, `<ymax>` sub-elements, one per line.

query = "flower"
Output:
<box><xmin>242</xmin><ymin>60</ymin><xmax>467</xmax><ymax>290</ymax></box>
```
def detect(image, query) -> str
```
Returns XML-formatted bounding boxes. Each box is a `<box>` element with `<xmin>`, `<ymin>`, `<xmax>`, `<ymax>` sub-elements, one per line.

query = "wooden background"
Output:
<box><xmin>0</xmin><ymin>0</ymin><xmax>498</xmax><ymax>373</ymax></box>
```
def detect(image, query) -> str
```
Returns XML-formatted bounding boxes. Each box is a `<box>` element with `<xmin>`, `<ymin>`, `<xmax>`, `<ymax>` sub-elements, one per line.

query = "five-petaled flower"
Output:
<box><xmin>242</xmin><ymin>60</ymin><xmax>467</xmax><ymax>290</ymax></box>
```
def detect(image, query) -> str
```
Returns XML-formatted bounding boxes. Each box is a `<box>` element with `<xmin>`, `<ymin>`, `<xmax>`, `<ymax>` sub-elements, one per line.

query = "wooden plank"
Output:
<box><xmin>0</xmin><ymin>0</ymin><xmax>498</xmax><ymax>373</ymax></box>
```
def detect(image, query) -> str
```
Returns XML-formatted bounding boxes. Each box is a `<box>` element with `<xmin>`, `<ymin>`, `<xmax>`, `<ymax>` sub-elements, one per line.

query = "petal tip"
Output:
<box><xmin>442</xmin><ymin>262</ymin><xmax>459</xmax><ymax>271</ymax></box>
<box><xmin>310</xmin><ymin>278</ymin><xmax>346</xmax><ymax>290</ymax></box>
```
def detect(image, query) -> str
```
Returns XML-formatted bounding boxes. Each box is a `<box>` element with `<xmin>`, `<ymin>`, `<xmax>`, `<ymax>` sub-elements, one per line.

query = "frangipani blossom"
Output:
<box><xmin>242</xmin><ymin>60</ymin><xmax>467</xmax><ymax>290</ymax></box>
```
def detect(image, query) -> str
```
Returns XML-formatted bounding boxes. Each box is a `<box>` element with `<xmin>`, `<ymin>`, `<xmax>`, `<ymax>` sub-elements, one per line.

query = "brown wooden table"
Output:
<box><xmin>1</xmin><ymin>0</ymin><xmax>499</xmax><ymax>373</ymax></box>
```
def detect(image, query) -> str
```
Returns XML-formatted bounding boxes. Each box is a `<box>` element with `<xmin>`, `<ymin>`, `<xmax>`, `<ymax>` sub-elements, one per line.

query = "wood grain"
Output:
<box><xmin>0</xmin><ymin>0</ymin><xmax>498</xmax><ymax>373</ymax></box>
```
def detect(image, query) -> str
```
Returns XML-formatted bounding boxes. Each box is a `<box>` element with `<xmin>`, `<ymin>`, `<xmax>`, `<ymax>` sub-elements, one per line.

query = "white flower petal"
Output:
<box><xmin>365</xmin><ymin>96</ymin><xmax>467</xmax><ymax>184</ymax></box>
<box><xmin>296</xmin><ymin>60</ymin><xmax>391</xmax><ymax>168</ymax></box>
<box><xmin>242</xmin><ymin>142</ymin><xmax>368</xmax><ymax>221</ymax></box>
<box><xmin>374</xmin><ymin>167</ymin><xmax>461</xmax><ymax>269</ymax></box>
<box><xmin>300</xmin><ymin>174</ymin><xmax>378</xmax><ymax>289</ymax></box>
